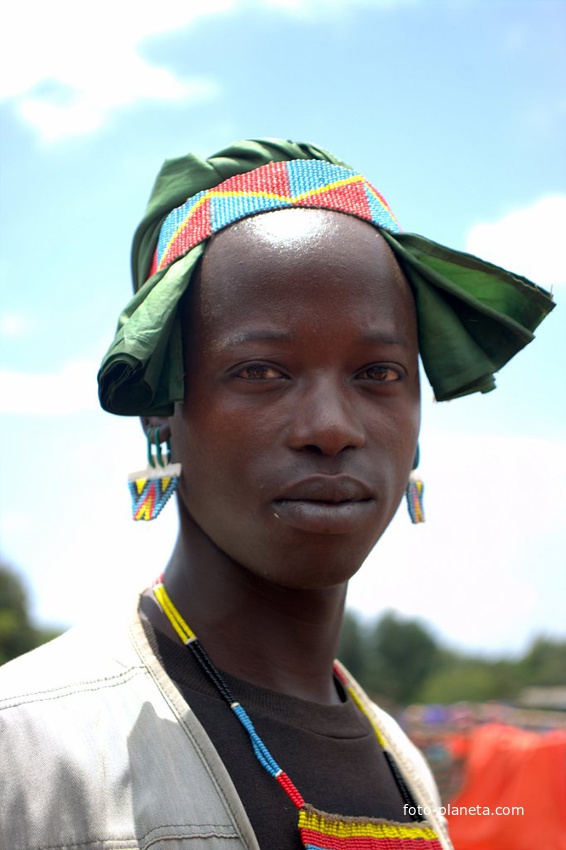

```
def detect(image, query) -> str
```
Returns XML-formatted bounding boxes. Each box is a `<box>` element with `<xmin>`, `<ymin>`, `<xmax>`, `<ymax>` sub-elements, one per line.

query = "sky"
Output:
<box><xmin>1</xmin><ymin>0</ymin><xmax>565</xmax><ymax>657</ymax></box>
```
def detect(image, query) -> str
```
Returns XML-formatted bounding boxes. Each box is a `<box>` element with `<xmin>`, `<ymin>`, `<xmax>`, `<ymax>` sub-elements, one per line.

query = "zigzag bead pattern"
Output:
<box><xmin>129</xmin><ymin>473</ymin><xmax>178</xmax><ymax>521</ymax></box>
<box><xmin>151</xmin><ymin>160</ymin><xmax>401</xmax><ymax>276</ymax></box>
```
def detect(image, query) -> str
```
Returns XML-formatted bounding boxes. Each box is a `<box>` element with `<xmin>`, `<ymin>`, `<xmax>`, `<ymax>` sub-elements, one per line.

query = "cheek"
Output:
<box><xmin>368</xmin><ymin>391</ymin><xmax>420</xmax><ymax>444</ymax></box>
<box><xmin>170</xmin><ymin>401</ymin><xmax>261</xmax><ymax>505</ymax></box>
<box><xmin>370</xmin><ymin>402</ymin><xmax>420</xmax><ymax>494</ymax></box>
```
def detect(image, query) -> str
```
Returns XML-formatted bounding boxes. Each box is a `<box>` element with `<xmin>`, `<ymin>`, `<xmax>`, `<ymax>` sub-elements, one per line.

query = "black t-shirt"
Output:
<box><xmin>143</xmin><ymin>620</ymin><xmax>412</xmax><ymax>849</ymax></box>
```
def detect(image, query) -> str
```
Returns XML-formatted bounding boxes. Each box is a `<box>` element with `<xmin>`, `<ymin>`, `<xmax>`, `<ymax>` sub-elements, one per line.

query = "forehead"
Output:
<box><xmin>190</xmin><ymin>208</ymin><xmax>416</xmax><ymax>347</ymax></box>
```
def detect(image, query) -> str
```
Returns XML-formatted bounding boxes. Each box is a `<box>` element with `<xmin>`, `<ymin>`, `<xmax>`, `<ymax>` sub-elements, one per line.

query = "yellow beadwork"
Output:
<box><xmin>153</xmin><ymin>582</ymin><xmax>196</xmax><ymax>644</ymax></box>
<box><xmin>299</xmin><ymin>806</ymin><xmax>438</xmax><ymax>839</ymax></box>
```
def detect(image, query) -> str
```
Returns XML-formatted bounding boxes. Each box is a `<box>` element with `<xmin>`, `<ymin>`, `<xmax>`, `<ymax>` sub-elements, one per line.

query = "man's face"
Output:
<box><xmin>170</xmin><ymin>208</ymin><xmax>420</xmax><ymax>590</ymax></box>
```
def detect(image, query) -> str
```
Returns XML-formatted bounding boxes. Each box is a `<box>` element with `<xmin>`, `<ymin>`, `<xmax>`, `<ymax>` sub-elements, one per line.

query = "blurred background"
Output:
<box><xmin>1</xmin><ymin>1</ymin><xmax>566</xmax><ymax>843</ymax></box>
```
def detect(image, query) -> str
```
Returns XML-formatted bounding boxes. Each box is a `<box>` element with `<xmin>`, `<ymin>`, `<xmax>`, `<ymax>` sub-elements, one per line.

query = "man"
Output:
<box><xmin>0</xmin><ymin>140</ymin><xmax>553</xmax><ymax>849</ymax></box>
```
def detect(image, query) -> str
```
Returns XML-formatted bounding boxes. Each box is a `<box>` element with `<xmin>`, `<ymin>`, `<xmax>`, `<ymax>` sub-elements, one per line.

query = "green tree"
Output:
<box><xmin>519</xmin><ymin>637</ymin><xmax>566</xmax><ymax>687</ymax></box>
<box><xmin>0</xmin><ymin>561</ymin><xmax>61</xmax><ymax>665</ymax></box>
<box><xmin>365</xmin><ymin>611</ymin><xmax>441</xmax><ymax>704</ymax></box>
<box><xmin>418</xmin><ymin>653</ymin><xmax>520</xmax><ymax>703</ymax></box>
<box><xmin>339</xmin><ymin>609</ymin><xmax>566</xmax><ymax>706</ymax></box>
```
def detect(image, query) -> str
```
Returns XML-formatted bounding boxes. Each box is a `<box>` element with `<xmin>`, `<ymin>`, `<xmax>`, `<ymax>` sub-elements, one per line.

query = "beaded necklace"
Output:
<box><xmin>152</xmin><ymin>579</ymin><xmax>443</xmax><ymax>849</ymax></box>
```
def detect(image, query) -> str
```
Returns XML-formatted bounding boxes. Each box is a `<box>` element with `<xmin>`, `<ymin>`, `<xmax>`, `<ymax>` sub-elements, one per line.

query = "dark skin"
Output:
<box><xmin>143</xmin><ymin>209</ymin><xmax>420</xmax><ymax>705</ymax></box>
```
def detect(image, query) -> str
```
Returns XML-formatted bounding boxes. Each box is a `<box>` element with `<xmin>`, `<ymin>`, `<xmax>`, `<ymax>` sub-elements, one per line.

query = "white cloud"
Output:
<box><xmin>466</xmin><ymin>195</ymin><xmax>566</xmax><ymax>289</ymax></box>
<box><xmin>0</xmin><ymin>312</ymin><xmax>33</xmax><ymax>338</ymax></box>
<box><xmin>1</xmin><ymin>0</ymin><xmax>423</xmax><ymax>140</ymax></box>
<box><xmin>0</xmin><ymin>0</ymin><xmax>230</xmax><ymax>140</ymax></box>
<box><xmin>0</xmin><ymin>360</ymin><xmax>99</xmax><ymax>414</ymax></box>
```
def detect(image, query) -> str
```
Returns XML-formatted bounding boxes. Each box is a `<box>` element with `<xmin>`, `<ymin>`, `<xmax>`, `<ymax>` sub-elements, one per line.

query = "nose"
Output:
<box><xmin>287</xmin><ymin>376</ymin><xmax>366</xmax><ymax>456</ymax></box>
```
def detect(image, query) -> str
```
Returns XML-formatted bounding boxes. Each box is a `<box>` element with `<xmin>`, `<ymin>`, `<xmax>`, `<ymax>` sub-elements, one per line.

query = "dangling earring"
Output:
<box><xmin>405</xmin><ymin>444</ymin><xmax>425</xmax><ymax>524</ymax></box>
<box><xmin>128</xmin><ymin>426</ymin><xmax>182</xmax><ymax>521</ymax></box>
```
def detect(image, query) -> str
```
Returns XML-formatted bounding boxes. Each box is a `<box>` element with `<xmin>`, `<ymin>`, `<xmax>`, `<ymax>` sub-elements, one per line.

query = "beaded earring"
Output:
<box><xmin>128</xmin><ymin>427</ymin><xmax>182</xmax><ymax>521</ymax></box>
<box><xmin>405</xmin><ymin>444</ymin><xmax>425</xmax><ymax>524</ymax></box>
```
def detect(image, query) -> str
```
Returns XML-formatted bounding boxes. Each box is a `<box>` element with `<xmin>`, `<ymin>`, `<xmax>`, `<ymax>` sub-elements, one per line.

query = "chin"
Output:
<box><xmin>253</xmin><ymin>544</ymin><xmax>375</xmax><ymax>592</ymax></box>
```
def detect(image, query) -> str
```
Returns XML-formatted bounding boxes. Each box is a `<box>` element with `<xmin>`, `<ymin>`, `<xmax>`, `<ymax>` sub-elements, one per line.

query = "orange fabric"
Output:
<box><xmin>447</xmin><ymin>723</ymin><xmax>566</xmax><ymax>850</ymax></box>
<box><xmin>448</xmin><ymin>733</ymin><xmax>470</xmax><ymax>760</ymax></box>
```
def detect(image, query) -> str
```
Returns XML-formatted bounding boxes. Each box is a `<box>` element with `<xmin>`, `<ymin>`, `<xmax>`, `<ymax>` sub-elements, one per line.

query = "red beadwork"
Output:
<box><xmin>152</xmin><ymin>160</ymin><xmax>399</xmax><ymax>277</ymax></box>
<box><xmin>276</xmin><ymin>770</ymin><xmax>305</xmax><ymax>808</ymax></box>
<box><xmin>299</xmin><ymin>829</ymin><xmax>442</xmax><ymax>848</ymax></box>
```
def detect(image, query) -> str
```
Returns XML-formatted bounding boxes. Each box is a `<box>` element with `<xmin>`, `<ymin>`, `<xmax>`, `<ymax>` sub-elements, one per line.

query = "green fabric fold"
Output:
<box><xmin>101</xmin><ymin>246</ymin><xmax>205</xmax><ymax>416</ymax></box>
<box><xmin>98</xmin><ymin>138</ymin><xmax>554</xmax><ymax>416</ymax></box>
<box><xmin>381</xmin><ymin>232</ymin><xmax>553</xmax><ymax>401</ymax></box>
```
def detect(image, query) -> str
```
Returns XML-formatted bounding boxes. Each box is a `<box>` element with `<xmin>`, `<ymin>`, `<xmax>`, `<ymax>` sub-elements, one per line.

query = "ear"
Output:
<box><xmin>140</xmin><ymin>416</ymin><xmax>172</xmax><ymax>443</ymax></box>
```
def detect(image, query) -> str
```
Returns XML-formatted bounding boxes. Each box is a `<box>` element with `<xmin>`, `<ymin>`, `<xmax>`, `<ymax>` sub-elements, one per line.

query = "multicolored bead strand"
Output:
<box><xmin>151</xmin><ymin>579</ymin><xmax>442</xmax><ymax>849</ymax></box>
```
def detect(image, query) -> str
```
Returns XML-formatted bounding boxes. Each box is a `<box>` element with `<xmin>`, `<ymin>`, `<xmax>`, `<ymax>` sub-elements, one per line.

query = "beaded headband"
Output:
<box><xmin>151</xmin><ymin>159</ymin><xmax>400</xmax><ymax>277</ymax></box>
<box><xmin>98</xmin><ymin>139</ymin><xmax>554</xmax><ymax>416</ymax></box>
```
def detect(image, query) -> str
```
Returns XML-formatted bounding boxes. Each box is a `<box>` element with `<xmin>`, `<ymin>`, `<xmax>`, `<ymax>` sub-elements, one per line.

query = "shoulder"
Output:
<box><xmin>0</xmin><ymin>617</ymin><xmax>143</xmax><ymax>709</ymax></box>
<box><xmin>0</xmin><ymin>616</ymin><xmax>150</xmax><ymax>801</ymax></box>
<box><xmin>369</xmin><ymin>700</ymin><xmax>441</xmax><ymax>804</ymax></box>
<box><xmin>335</xmin><ymin>660</ymin><xmax>453</xmax><ymax>849</ymax></box>
<box><xmin>334</xmin><ymin>660</ymin><xmax>439</xmax><ymax>802</ymax></box>
<box><xmin>0</xmin><ymin>618</ymin><xmax>146</xmax><ymax>846</ymax></box>
<box><xmin>0</xmin><ymin>606</ymin><xmax>258</xmax><ymax>850</ymax></box>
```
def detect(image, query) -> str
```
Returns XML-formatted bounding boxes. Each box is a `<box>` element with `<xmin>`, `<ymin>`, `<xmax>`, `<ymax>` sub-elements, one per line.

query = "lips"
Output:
<box><xmin>272</xmin><ymin>475</ymin><xmax>376</xmax><ymax>535</ymax></box>
<box><xmin>276</xmin><ymin>475</ymin><xmax>373</xmax><ymax>503</ymax></box>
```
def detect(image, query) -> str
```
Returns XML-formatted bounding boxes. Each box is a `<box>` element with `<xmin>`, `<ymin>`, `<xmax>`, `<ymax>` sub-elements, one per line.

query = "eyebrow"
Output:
<box><xmin>217</xmin><ymin>328</ymin><xmax>408</xmax><ymax>349</ymax></box>
<box><xmin>217</xmin><ymin>329</ymin><xmax>297</xmax><ymax>348</ymax></box>
<box><xmin>360</xmin><ymin>330</ymin><xmax>409</xmax><ymax>347</ymax></box>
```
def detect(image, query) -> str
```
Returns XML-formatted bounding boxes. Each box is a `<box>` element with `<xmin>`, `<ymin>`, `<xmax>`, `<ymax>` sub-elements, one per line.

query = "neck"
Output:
<box><xmin>150</xmin><ymin>514</ymin><xmax>348</xmax><ymax>705</ymax></box>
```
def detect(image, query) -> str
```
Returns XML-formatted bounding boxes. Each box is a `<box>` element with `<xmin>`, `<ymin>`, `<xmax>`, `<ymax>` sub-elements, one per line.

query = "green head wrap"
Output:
<box><xmin>97</xmin><ymin>138</ymin><xmax>554</xmax><ymax>416</ymax></box>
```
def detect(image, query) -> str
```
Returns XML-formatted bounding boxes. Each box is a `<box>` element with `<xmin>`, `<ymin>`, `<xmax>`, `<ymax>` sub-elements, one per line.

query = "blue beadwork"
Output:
<box><xmin>231</xmin><ymin>702</ymin><xmax>282</xmax><ymax>777</ymax></box>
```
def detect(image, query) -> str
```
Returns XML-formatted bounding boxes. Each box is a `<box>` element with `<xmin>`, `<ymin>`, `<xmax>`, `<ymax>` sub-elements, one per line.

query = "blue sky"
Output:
<box><xmin>1</xmin><ymin>0</ymin><xmax>565</xmax><ymax>655</ymax></box>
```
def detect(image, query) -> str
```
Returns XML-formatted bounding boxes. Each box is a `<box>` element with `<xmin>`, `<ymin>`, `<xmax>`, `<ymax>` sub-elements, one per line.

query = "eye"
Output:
<box><xmin>357</xmin><ymin>364</ymin><xmax>402</xmax><ymax>382</ymax></box>
<box><xmin>233</xmin><ymin>363</ymin><xmax>287</xmax><ymax>381</ymax></box>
